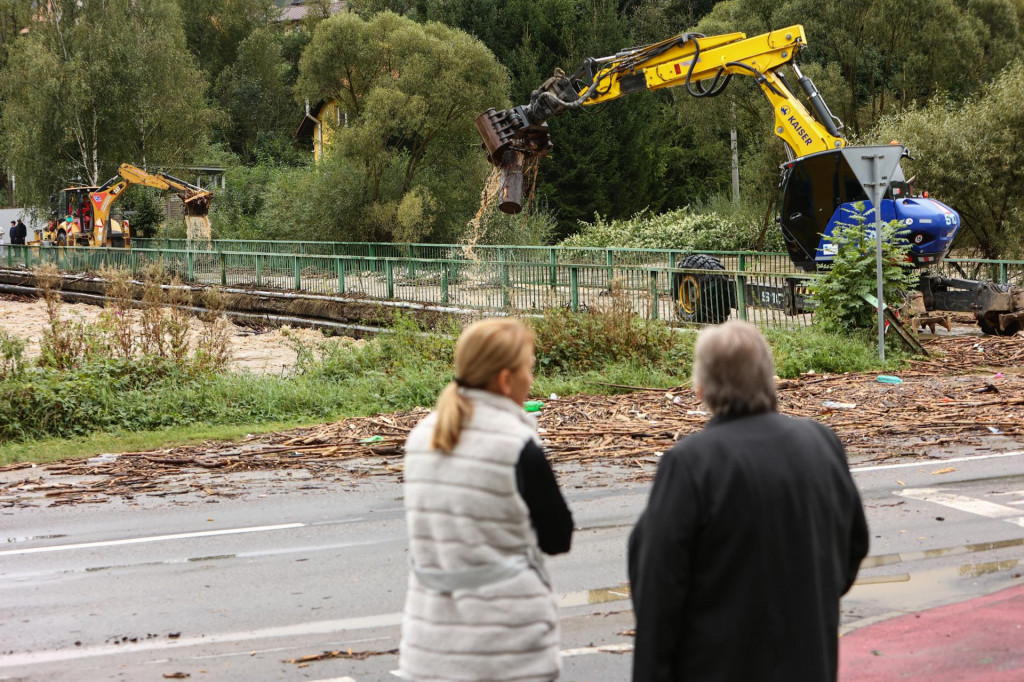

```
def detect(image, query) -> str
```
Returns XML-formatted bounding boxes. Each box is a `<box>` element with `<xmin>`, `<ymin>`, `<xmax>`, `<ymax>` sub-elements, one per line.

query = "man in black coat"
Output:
<box><xmin>10</xmin><ymin>219</ymin><xmax>27</xmax><ymax>245</ymax></box>
<box><xmin>628</xmin><ymin>321</ymin><xmax>869</xmax><ymax>682</ymax></box>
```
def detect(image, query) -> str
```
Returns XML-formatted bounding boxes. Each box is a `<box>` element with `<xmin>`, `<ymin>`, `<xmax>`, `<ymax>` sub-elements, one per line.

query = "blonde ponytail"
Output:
<box><xmin>431</xmin><ymin>381</ymin><xmax>473</xmax><ymax>452</ymax></box>
<box><xmin>429</xmin><ymin>318</ymin><xmax>535</xmax><ymax>453</ymax></box>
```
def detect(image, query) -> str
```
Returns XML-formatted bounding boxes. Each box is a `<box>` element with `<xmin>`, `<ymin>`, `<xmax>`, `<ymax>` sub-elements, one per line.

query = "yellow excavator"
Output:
<box><xmin>475</xmin><ymin>24</ymin><xmax>1024</xmax><ymax>335</ymax></box>
<box><xmin>38</xmin><ymin>163</ymin><xmax>213</xmax><ymax>248</ymax></box>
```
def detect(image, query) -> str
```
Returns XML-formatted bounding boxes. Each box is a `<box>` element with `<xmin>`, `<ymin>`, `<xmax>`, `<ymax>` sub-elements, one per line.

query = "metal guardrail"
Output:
<box><xmin>130</xmin><ymin>238</ymin><xmax>1024</xmax><ymax>285</ymax></box>
<box><xmin>2</xmin><ymin>245</ymin><xmax>816</xmax><ymax>329</ymax></box>
<box><xmin>132</xmin><ymin>238</ymin><xmax>798</xmax><ymax>273</ymax></box>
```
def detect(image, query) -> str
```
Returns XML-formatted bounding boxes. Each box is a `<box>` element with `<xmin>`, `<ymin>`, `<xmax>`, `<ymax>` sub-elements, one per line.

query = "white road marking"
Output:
<box><xmin>0</xmin><ymin>612</ymin><xmax>404</xmax><ymax>668</ymax></box>
<box><xmin>387</xmin><ymin>644</ymin><xmax>636</xmax><ymax>677</ymax></box>
<box><xmin>0</xmin><ymin>523</ymin><xmax>305</xmax><ymax>557</ymax></box>
<box><xmin>562</xmin><ymin>642</ymin><xmax>634</xmax><ymax>656</ymax></box>
<box><xmin>851</xmin><ymin>450</ymin><xmax>1024</xmax><ymax>473</ymax></box>
<box><xmin>896</xmin><ymin>488</ymin><xmax>1024</xmax><ymax>527</ymax></box>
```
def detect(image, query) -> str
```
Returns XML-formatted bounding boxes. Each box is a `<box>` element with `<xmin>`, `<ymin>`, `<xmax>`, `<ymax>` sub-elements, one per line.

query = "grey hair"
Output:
<box><xmin>692</xmin><ymin>321</ymin><xmax>777</xmax><ymax>417</ymax></box>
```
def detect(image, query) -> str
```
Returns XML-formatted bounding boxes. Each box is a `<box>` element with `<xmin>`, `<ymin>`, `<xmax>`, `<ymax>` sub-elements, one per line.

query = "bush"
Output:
<box><xmin>809</xmin><ymin>204</ymin><xmax>919</xmax><ymax>333</ymax></box>
<box><xmin>530</xmin><ymin>283</ymin><xmax>694</xmax><ymax>374</ymax></box>
<box><xmin>561</xmin><ymin>201</ymin><xmax>784</xmax><ymax>252</ymax></box>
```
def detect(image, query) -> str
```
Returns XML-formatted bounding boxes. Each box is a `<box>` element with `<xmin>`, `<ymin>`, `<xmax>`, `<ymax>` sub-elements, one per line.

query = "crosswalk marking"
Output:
<box><xmin>896</xmin><ymin>488</ymin><xmax>1024</xmax><ymax>527</ymax></box>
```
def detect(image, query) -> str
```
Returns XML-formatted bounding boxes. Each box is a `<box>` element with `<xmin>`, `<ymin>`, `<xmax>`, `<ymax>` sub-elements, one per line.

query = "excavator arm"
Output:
<box><xmin>476</xmin><ymin>24</ymin><xmax>845</xmax><ymax>213</ymax></box>
<box><xmin>81</xmin><ymin>164</ymin><xmax>213</xmax><ymax>246</ymax></box>
<box><xmin>115</xmin><ymin>164</ymin><xmax>213</xmax><ymax>215</ymax></box>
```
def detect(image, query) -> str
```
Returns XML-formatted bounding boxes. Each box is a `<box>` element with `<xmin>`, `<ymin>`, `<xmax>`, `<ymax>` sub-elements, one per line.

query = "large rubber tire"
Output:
<box><xmin>673</xmin><ymin>254</ymin><xmax>732</xmax><ymax>324</ymax></box>
<box><xmin>55</xmin><ymin>230</ymin><xmax>67</xmax><ymax>247</ymax></box>
<box><xmin>977</xmin><ymin>311</ymin><xmax>1022</xmax><ymax>336</ymax></box>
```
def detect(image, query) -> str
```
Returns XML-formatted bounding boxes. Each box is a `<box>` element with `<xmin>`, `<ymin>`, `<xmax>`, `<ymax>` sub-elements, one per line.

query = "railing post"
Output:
<box><xmin>369</xmin><ymin>244</ymin><xmax>377</xmax><ymax>272</ymax></box>
<box><xmin>549</xmin><ymin>248</ymin><xmax>558</xmax><ymax>288</ymax></box>
<box><xmin>500</xmin><ymin>250</ymin><xmax>511</xmax><ymax>308</ymax></box>
<box><xmin>385</xmin><ymin>259</ymin><xmax>394</xmax><ymax>299</ymax></box>
<box><xmin>337</xmin><ymin>257</ymin><xmax>345</xmax><ymax>294</ymax></box>
<box><xmin>736</xmin><ymin>253</ymin><xmax>747</xmax><ymax>320</ymax></box>
<box><xmin>570</xmin><ymin>266</ymin><xmax>579</xmax><ymax>312</ymax></box>
<box><xmin>999</xmin><ymin>261</ymin><xmax>1007</xmax><ymax>284</ymax></box>
<box><xmin>220</xmin><ymin>252</ymin><xmax>227</xmax><ymax>286</ymax></box>
<box><xmin>187</xmin><ymin>252</ymin><xmax>194</xmax><ymax>282</ymax></box>
<box><xmin>294</xmin><ymin>255</ymin><xmax>302</xmax><ymax>291</ymax></box>
<box><xmin>649</xmin><ymin>270</ymin><xmax>659</xmax><ymax>320</ymax></box>
<box><xmin>606</xmin><ymin>249</ymin><xmax>615</xmax><ymax>291</ymax></box>
<box><xmin>441</xmin><ymin>268</ymin><xmax>449</xmax><ymax>304</ymax></box>
<box><xmin>255</xmin><ymin>256</ymin><xmax>262</xmax><ymax>287</ymax></box>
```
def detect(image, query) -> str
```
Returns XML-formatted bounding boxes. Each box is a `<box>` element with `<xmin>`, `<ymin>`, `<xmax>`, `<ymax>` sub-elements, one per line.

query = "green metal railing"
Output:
<box><xmin>130</xmin><ymin>237</ymin><xmax>1024</xmax><ymax>285</ymax></box>
<box><xmin>3</xmin><ymin>244</ymin><xmax>816</xmax><ymax>329</ymax></box>
<box><xmin>131</xmin><ymin>238</ymin><xmax>799</xmax><ymax>273</ymax></box>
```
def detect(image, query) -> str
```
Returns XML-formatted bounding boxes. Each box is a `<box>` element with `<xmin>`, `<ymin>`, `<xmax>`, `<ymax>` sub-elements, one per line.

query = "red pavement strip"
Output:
<box><xmin>839</xmin><ymin>584</ymin><xmax>1024</xmax><ymax>681</ymax></box>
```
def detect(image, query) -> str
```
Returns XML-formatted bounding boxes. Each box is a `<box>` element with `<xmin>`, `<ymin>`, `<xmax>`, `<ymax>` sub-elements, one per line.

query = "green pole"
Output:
<box><xmin>606</xmin><ymin>249</ymin><xmax>614</xmax><ymax>291</ymax></box>
<box><xmin>649</xmin><ymin>270</ymin><xmax>659</xmax><ymax>320</ymax></box>
<box><xmin>549</xmin><ymin>248</ymin><xmax>557</xmax><ymax>288</ymax></box>
<box><xmin>441</xmin><ymin>268</ymin><xmax>449</xmax><ymax>304</ymax></box>
<box><xmin>294</xmin><ymin>255</ymin><xmax>302</xmax><ymax>291</ymax></box>
<box><xmin>736</xmin><ymin>253</ymin><xmax>747</xmax><ymax>320</ymax></box>
<box><xmin>220</xmin><ymin>252</ymin><xmax>227</xmax><ymax>286</ymax></box>
<box><xmin>256</xmin><ymin>256</ymin><xmax>262</xmax><ymax>287</ymax></box>
<box><xmin>385</xmin><ymin>260</ymin><xmax>394</xmax><ymax>299</ymax></box>
<box><xmin>500</xmin><ymin>250</ymin><xmax>511</xmax><ymax>308</ymax></box>
<box><xmin>570</xmin><ymin>266</ymin><xmax>579</xmax><ymax>312</ymax></box>
<box><xmin>337</xmin><ymin>258</ymin><xmax>345</xmax><ymax>294</ymax></box>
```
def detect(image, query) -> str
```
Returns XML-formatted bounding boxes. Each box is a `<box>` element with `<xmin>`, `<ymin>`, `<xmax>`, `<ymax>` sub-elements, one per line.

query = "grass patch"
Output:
<box><xmin>1</xmin><ymin>307</ymin><xmax>912</xmax><ymax>464</ymax></box>
<box><xmin>766</xmin><ymin>327</ymin><xmax>909</xmax><ymax>378</ymax></box>
<box><xmin>0</xmin><ymin>419</ymin><xmax>324</xmax><ymax>466</ymax></box>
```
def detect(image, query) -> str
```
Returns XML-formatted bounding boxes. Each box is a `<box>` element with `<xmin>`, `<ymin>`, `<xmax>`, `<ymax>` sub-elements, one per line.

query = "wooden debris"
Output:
<box><xmin>284</xmin><ymin>647</ymin><xmax>398</xmax><ymax>664</ymax></box>
<box><xmin>1</xmin><ymin>335</ymin><xmax>1021</xmax><ymax>506</ymax></box>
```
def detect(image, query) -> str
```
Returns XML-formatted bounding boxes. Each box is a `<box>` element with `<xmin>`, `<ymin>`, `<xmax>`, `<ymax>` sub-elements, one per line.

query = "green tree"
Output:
<box><xmin>279</xmin><ymin>11</ymin><xmax>508</xmax><ymax>242</ymax></box>
<box><xmin>176</xmin><ymin>0</ymin><xmax>279</xmax><ymax>83</ymax></box>
<box><xmin>0</xmin><ymin>0</ymin><xmax>215</xmax><ymax>205</ymax></box>
<box><xmin>872</xmin><ymin>60</ymin><xmax>1024</xmax><ymax>259</ymax></box>
<box><xmin>118</xmin><ymin>187</ymin><xmax>166</xmax><ymax>239</ymax></box>
<box><xmin>213</xmin><ymin>28</ymin><xmax>299</xmax><ymax>160</ymax></box>
<box><xmin>809</xmin><ymin>205</ymin><xmax>918</xmax><ymax>333</ymax></box>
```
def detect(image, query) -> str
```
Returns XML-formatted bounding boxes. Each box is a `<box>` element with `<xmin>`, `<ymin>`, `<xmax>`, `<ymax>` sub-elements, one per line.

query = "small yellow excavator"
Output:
<box><xmin>38</xmin><ymin>163</ymin><xmax>213</xmax><ymax>248</ymax></box>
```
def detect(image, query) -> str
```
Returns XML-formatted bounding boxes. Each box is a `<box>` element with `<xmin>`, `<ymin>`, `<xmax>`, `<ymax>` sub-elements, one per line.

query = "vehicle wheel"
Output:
<box><xmin>56</xmin><ymin>231</ymin><xmax>67</xmax><ymax>247</ymax></box>
<box><xmin>673</xmin><ymin>254</ymin><xmax>732</xmax><ymax>324</ymax></box>
<box><xmin>110</xmin><ymin>235</ymin><xmax>125</xmax><ymax>248</ymax></box>
<box><xmin>977</xmin><ymin>311</ymin><xmax>1022</xmax><ymax>336</ymax></box>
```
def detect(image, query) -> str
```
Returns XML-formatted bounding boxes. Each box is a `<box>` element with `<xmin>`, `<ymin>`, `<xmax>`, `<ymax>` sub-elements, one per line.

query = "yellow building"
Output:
<box><xmin>295</xmin><ymin>99</ymin><xmax>346</xmax><ymax>163</ymax></box>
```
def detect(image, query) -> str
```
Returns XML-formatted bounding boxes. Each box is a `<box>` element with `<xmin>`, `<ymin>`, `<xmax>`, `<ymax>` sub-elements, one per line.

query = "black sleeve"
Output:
<box><xmin>515</xmin><ymin>440</ymin><xmax>573</xmax><ymax>555</ymax></box>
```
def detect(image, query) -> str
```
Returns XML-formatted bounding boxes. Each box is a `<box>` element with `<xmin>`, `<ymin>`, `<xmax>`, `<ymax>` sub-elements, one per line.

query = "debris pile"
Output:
<box><xmin>1</xmin><ymin>335</ymin><xmax>1021</xmax><ymax>507</ymax></box>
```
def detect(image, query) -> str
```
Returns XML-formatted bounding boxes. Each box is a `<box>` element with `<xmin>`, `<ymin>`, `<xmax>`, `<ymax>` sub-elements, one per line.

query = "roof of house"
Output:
<box><xmin>295</xmin><ymin>101</ymin><xmax>327</xmax><ymax>139</ymax></box>
<box><xmin>277</xmin><ymin>1</ymin><xmax>346</xmax><ymax>22</ymax></box>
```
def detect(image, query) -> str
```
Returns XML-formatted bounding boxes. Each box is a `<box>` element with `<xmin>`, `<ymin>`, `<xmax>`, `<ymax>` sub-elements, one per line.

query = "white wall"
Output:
<box><xmin>0</xmin><ymin>208</ymin><xmax>46</xmax><ymax>242</ymax></box>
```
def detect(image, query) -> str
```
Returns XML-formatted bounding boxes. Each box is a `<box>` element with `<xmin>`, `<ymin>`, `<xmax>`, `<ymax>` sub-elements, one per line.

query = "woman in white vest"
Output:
<box><xmin>400</xmin><ymin>318</ymin><xmax>574</xmax><ymax>682</ymax></box>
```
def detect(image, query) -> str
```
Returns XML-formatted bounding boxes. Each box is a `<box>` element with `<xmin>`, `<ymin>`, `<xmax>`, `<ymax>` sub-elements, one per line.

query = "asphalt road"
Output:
<box><xmin>2</xmin><ymin>447</ymin><xmax>1023</xmax><ymax>682</ymax></box>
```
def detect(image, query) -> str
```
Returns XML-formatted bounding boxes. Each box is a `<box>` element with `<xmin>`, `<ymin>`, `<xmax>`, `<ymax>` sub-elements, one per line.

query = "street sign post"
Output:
<box><xmin>841</xmin><ymin>145</ymin><xmax>905</xmax><ymax>361</ymax></box>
